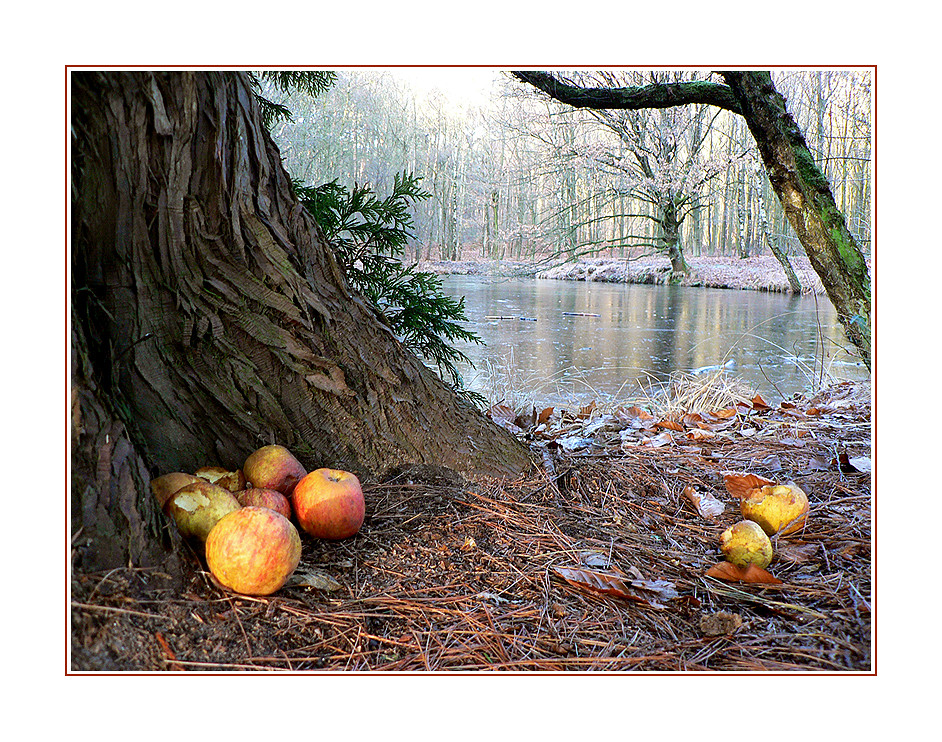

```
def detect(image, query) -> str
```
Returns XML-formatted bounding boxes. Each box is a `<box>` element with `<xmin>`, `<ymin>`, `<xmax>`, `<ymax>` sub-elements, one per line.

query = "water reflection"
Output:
<box><xmin>439</xmin><ymin>276</ymin><xmax>868</xmax><ymax>404</ymax></box>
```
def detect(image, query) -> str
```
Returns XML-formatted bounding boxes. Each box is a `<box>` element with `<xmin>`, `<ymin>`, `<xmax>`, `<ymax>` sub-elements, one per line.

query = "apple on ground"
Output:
<box><xmin>237</xmin><ymin>487</ymin><xmax>292</xmax><ymax>520</ymax></box>
<box><xmin>151</xmin><ymin>472</ymin><xmax>202</xmax><ymax>509</ymax></box>
<box><xmin>243</xmin><ymin>444</ymin><xmax>307</xmax><ymax>496</ymax></box>
<box><xmin>165</xmin><ymin>481</ymin><xmax>242</xmax><ymax>542</ymax></box>
<box><xmin>292</xmin><ymin>468</ymin><xmax>365</xmax><ymax>540</ymax></box>
<box><xmin>205</xmin><ymin>507</ymin><xmax>302</xmax><ymax>596</ymax></box>
<box><xmin>195</xmin><ymin>465</ymin><xmax>246</xmax><ymax>493</ymax></box>
<box><xmin>719</xmin><ymin>519</ymin><xmax>774</xmax><ymax>569</ymax></box>
<box><xmin>740</xmin><ymin>482</ymin><xmax>809</xmax><ymax>536</ymax></box>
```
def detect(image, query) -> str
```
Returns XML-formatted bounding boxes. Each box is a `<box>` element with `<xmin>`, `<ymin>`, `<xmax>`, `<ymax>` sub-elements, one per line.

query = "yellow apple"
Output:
<box><xmin>292</xmin><ymin>468</ymin><xmax>365</xmax><ymax>540</ymax></box>
<box><xmin>237</xmin><ymin>487</ymin><xmax>292</xmax><ymax>520</ymax></box>
<box><xmin>165</xmin><ymin>481</ymin><xmax>242</xmax><ymax>542</ymax></box>
<box><xmin>720</xmin><ymin>520</ymin><xmax>774</xmax><ymax>569</ymax></box>
<box><xmin>243</xmin><ymin>444</ymin><xmax>307</xmax><ymax>496</ymax></box>
<box><xmin>151</xmin><ymin>472</ymin><xmax>202</xmax><ymax>509</ymax></box>
<box><xmin>740</xmin><ymin>482</ymin><xmax>809</xmax><ymax>536</ymax></box>
<box><xmin>205</xmin><ymin>507</ymin><xmax>302</xmax><ymax>596</ymax></box>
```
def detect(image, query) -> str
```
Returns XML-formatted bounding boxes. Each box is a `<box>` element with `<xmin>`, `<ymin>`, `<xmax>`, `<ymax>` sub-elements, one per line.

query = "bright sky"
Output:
<box><xmin>374</xmin><ymin>67</ymin><xmax>506</xmax><ymax>111</ymax></box>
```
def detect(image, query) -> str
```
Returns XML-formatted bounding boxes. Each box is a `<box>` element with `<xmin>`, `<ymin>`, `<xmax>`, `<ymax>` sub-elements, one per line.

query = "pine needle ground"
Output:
<box><xmin>70</xmin><ymin>380</ymin><xmax>871</xmax><ymax>673</ymax></box>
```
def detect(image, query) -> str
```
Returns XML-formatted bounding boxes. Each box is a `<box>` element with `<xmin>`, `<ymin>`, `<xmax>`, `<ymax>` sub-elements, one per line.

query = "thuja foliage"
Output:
<box><xmin>294</xmin><ymin>173</ymin><xmax>485</xmax><ymax>394</ymax></box>
<box><xmin>250</xmin><ymin>71</ymin><xmax>338</xmax><ymax>128</ymax></box>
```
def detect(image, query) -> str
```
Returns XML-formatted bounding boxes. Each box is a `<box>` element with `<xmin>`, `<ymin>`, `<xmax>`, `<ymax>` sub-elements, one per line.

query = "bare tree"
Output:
<box><xmin>511</xmin><ymin>70</ymin><xmax>871</xmax><ymax>370</ymax></box>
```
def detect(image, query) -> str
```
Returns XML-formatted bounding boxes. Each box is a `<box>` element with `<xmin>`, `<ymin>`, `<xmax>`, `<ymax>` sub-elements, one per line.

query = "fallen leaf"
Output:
<box><xmin>656</xmin><ymin>419</ymin><xmax>684</xmax><ymax>431</ymax></box>
<box><xmin>488</xmin><ymin>403</ymin><xmax>521</xmax><ymax>433</ymax></box>
<box><xmin>578</xmin><ymin>401</ymin><xmax>597</xmax><ymax>419</ymax></box>
<box><xmin>683</xmin><ymin>485</ymin><xmax>725</xmax><ymax>520</ymax></box>
<box><xmin>686</xmin><ymin>428</ymin><xmax>716</xmax><ymax>441</ymax></box>
<box><xmin>722</xmin><ymin>471</ymin><xmax>776</xmax><ymax>500</ymax></box>
<box><xmin>287</xmin><ymin>568</ymin><xmax>343</xmax><ymax>592</ymax></box>
<box><xmin>848</xmin><ymin>456</ymin><xmax>872</xmax><ymax>473</ymax></box>
<box><xmin>751</xmin><ymin>394</ymin><xmax>771</xmax><ymax>410</ymax></box>
<box><xmin>538</xmin><ymin>407</ymin><xmax>555</xmax><ymax>425</ymax></box>
<box><xmin>712</xmin><ymin>406</ymin><xmax>739</xmax><ymax>419</ymax></box>
<box><xmin>552</xmin><ymin>566</ymin><xmax>679</xmax><ymax>608</ymax></box>
<box><xmin>705</xmin><ymin>561</ymin><xmax>783</xmax><ymax>585</ymax></box>
<box><xmin>642</xmin><ymin>431</ymin><xmax>674</xmax><ymax>448</ymax></box>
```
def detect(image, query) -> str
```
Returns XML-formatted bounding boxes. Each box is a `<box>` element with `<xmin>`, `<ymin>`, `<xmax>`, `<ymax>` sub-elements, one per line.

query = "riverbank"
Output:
<box><xmin>418</xmin><ymin>255</ymin><xmax>833</xmax><ymax>294</ymax></box>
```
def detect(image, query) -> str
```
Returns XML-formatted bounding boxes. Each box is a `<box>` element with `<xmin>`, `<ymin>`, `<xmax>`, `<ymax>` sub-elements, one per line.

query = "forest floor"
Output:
<box><xmin>70</xmin><ymin>377</ymin><xmax>872</xmax><ymax>673</ymax></box>
<box><xmin>418</xmin><ymin>254</ymin><xmax>833</xmax><ymax>294</ymax></box>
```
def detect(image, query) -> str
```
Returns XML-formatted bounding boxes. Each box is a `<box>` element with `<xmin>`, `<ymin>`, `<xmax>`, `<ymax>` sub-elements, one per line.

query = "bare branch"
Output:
<box><xmin>511</xmin><ymin>71</ymin><xmax>742</xmax><ymax>115</ymax></box>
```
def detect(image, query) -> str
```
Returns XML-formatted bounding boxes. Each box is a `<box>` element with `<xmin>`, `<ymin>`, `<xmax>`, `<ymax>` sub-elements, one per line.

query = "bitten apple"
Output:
<box><xmin>165</xmin><ymin>481</ymin><xmax>242</xmax><ymax>542</ymax></box>
<box><xmin>740</xmin><ymin>482</ymin><xmax>809</xmax><ymax>536</ymax></box>
<box><xmin>151</xmin><ymin>472</ymin><xmax>202</xmax><ymax>509</ymax></box>
<box><xmin>195</xmin><ymin>465</ymin><xmax>247</xmax><ymax>493</ymax></box>
<box><xmin>243</xmin><ymin>444</ymin><xmax>307</xmax><ymax>496</ymax></box>
<box><xmin>237</xmin><ymin>487</ymin><xmax>292</xmax><ymax>520</ymax></box>
<box><xmin>205</xmin><ymin>507</ymin><xmax>301</xmax><ymax>596</ymax></box>
<box><xmin>292</xmin><ymin>468</ymin><xmax>365</xmax><ymax>540</ymax></box>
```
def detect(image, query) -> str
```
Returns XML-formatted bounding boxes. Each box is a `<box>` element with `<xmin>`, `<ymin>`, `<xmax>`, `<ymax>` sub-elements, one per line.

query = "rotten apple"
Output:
<box><xmin>243</xmin><ymin>444</ymin><xmax>307</xmax><ymax>496</ymax></box>
<box><xmin>292</xmin><ymin>468</ymin><xmax>365</xmax><ymax>540</ymax></box>
<box><xmin>205</xmin><ymin>506</ymin><xmax>302</xmax><ymax>596</ymax></box>
<box><xmin>165</xmin><ymin>481</ymin><xmax>242</xmax><ymax>542</ymax></box>
<box><xmin>151</xmin><ymin>472</ymin><xmax>202</xmax><ymax>509</ymax></box>
<box><xmin>740</xmin><ymin>482</ymin><xmax>809</xmax><ymax>537</ymax></box>
<box><xmin>720</xmin><ymin>520</ymin><xmax>774</xmax><ymax>569</ymax></box>
<box><xmin>195</xmin><ymin>465</ymin><xmax>247</xmax><ymax>493</ymax></box>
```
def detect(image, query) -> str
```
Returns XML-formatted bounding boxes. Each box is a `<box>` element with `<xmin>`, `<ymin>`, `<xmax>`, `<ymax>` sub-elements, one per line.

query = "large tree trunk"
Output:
<box><xmin>71</xmin><ymin>72</ymin><xmax>533</xmax><ymax>569</ymax></box>
<box><xmin>511</xmin><ymin>71</ymin><xmax>872</xmax><ymax>370</ymax></box>
<box><xmin>721</xmin><ymin>72</ymin><xmax>871</xmax><ymax>368</ymax></box>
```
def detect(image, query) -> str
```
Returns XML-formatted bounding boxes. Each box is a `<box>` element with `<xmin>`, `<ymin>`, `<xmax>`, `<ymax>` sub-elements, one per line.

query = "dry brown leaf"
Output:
<box><xmin>538</xmin><ymin>407</ymin><xmax>555</xmax><ymax>425</ymax></box>
<box><xmin>642</xmin><ymin>431</ymin><xmax>674</xmax><ymax>448</ymax></box>
<box><xmin>287</xmin><ymin>568</ymin><xmax>343</xmax><ymax>592</ymax></box>
<box><xmin>686</xmin><ymin>428</ymin><xmax>716</xmax><ymax>441</ymax></box>
<box><xmin>722</xmin><ymin>471</ymin><xmax>776</xmax><ymax>500</ymax></box>
<box><xmin>656</xmin><ymin>419</ymin><xmax>685</xmax><ymax>431</ymax></box>
<box><xmin>552</xmin><ymin>566</ymin><xmax>679</xmax><ymax>609</ymax></box>
<box><xmin>705</xmin><ymin>561</ymin><xmax>783</xmax><ymax>585</ymax></box>
<box><xmin>683</xmin><ymin>485</ymin><xmax>725</xmax><ymax>520</ymax></box>
<box><xmin>751</xmin><ymin>394</ymin><xmax>771</xmax><ymax>410</ymax></box>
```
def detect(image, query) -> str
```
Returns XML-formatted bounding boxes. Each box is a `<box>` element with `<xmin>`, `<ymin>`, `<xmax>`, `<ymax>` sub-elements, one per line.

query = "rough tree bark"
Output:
<box><xmin>71</xmin><ymin>72</ymin><xmax>533</xmax><ymax>570</ymax></box>
<box><xmin>512</xmin><ymin>70</ymin><xmax>872</xmax><ymax>370</ymax></box>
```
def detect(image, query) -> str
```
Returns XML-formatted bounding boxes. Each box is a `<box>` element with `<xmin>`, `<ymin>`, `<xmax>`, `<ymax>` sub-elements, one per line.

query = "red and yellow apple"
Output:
<box><xmin>205</xmin><ymin>507</ymin><xmax>302</xmax><ymax>596</ymax></box>
<box><xmin>151</xmin><ymin>472</ymin><xmax>202</xmax><ymax>509</ymax></box>
<box><xmin>195</xmin><ymin>465</ymin><xmax>246</xmax><ymax>493</ymax></box>
<box><xmin>237</xmin><ymin>487</ymin><xmax>292</xmax><ymax>520</ymax></box>
<box><xmin>164</xmin><ymin>481</ymin><xmax>242</xmax><ymax>542</ymax></box>
<box><xmin>292</xmin><ymin>468</ymin><xmax>365</xmax><ymax>540</ymax></box>
<box><xmin>243</xmin><ymin>444</ymin><xmax>307</xmax><ymax>496</ymax></box>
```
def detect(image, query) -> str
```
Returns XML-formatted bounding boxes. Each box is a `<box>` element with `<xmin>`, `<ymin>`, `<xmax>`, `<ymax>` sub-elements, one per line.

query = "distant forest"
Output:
<box><xmin>263</xmin><ymin>69</ymin><xmax>872</xmax><ymax>266</ymax></box>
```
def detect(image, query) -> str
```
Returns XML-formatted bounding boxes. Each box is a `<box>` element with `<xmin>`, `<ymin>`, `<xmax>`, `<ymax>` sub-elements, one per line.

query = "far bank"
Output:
<box><xmin>417</xmin><ymin>255</ymin><xmax>863</xmax><ymax>295</ymax></box>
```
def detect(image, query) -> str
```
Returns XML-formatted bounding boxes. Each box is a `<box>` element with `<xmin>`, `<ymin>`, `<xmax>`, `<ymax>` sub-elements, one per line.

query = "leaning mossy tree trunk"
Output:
<box><xmin>71</xmin><ymin>71</ymin><xmax>533</xmax><ymax>571</ymax></box>
<box><xmin>512</xmin><ymin>71</ymin><xmax>872</xmax><ymax>370</ymax></box>
<box><xmin>721</xmin><ymin>72</ymin><xmax>870</xmax><ymax>365</ymax></box>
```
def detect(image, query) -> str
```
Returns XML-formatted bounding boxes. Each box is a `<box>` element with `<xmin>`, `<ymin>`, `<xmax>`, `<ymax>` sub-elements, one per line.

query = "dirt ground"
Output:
<box><xmin>69</xmin><ymin>378</ymin><xmax>872</xmax><ymax>673</ymax></box>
